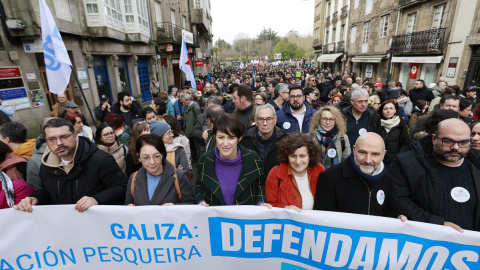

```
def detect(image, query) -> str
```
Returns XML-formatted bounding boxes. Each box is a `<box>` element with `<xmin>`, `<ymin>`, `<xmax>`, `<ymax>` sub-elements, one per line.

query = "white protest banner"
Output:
<box><xmin>0</xmin><ymin>205</ymin><xmax>479</xmax><ymax>269</ymax></box>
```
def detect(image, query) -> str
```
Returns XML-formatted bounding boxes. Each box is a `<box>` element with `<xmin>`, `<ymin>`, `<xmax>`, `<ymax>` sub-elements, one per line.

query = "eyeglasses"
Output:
<box><xmin>290</xmin><ymin>95</ymin><xmax>304</xmax><ymax>100</ymax></box>
<box><xmin>102</xmin><ymin>131</ymin><xmax>115</xmax><ymax>137</ymax></box>
<box><xmin>256</xmin><ymin>117</ymin><xmax>275</xmax><ymax>123</ymax></box>
<box><xmin>320</xmin><ymin>117</ymin><xmax>336</xmax><ymax>123</ymax></box>
<box><xmin>436</xmin><ymin>136</ymin><xmax>472</xmax><ymax>148</ymax></box>
<box><xmin>46</xmin><ymin>133</ymin><xmax>74</xmax><ymax>144</ymax></box>
<box><xmin>139</xmin><ymin>153</ymin><xmax>163</xmax><ymax>163</ymax></box>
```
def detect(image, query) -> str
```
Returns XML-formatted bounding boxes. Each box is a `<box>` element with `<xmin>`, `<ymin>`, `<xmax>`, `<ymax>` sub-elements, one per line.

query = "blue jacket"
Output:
<box><xmin>166</xmin><ymin>97</ymin><xmax>175</xmax><ymax>116</ymax></box>
<box><xmin>173</xmin><ymin>100</ymin><xmax>185</xmax><ymax>128</ymax></box>
<box><xmin>276</xmin><ymin>101</ymin><xmax>316</xmax><ymax>133</ymax></box>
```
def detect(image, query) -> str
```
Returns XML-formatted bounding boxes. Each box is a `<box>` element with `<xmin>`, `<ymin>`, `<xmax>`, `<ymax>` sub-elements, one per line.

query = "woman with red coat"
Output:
<box><xmin>266</xmin><ymin>133</ymin><xmax>325</xmax><ymax>211</ymax></box>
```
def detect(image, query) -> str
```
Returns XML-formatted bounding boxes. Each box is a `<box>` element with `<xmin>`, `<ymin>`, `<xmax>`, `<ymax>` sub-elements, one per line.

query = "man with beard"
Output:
<box><xmin>111</xmin><ymin>92</ymin><xmax>143</xmax><ymax>129</ymax></box>
<box><xmin>386</xmin><ymin>118</ymin><xmax>480</xmax><ymax>232</ymax></box>
<box><xmin>314</xmin><ymin>133</ymin><xmax>388</xmax><ymax>216</ymax></box>
<box><xmin>14</xmin><ymin>118</ymin><xmax>127</xmax><ymax>213</ymax></box>
<box><xmin>276</xmin><ymin>85</ymin><xmax>316</xmax><ymax>133</ymax></box>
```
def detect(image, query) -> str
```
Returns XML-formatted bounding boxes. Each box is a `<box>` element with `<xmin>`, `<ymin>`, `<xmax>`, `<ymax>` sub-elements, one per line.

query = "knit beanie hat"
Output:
<box><xmin>150</xmin><ymin>121</ymin><xmax>171</xmax><ymax>137</ymax></box>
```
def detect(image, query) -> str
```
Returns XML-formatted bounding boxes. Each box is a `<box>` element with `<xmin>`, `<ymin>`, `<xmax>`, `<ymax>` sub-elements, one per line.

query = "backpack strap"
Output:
<box><xmin>173</xmin><ymin>172</ymin><xmax>182</xmax><ymax>202</ymax></box>
<box><xmin>130</xmin><ymin>171</ymin><xmax>139</xmax><ymax>197</ymax></box>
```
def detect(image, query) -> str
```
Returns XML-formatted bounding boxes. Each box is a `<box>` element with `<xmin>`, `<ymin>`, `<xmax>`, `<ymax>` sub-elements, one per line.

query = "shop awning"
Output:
<box><xmin>317</xmin><ymin>53</ymin><xmax>343</xmax><ymax>63</ymax></box>
<box><xmin>391</xmin><ymin>56</ymin><xmax>443</xmax><ymax>64</ymax></box>
<box><xmin>351</xmin><ymin>55</ymin><xmax>387</xmax><ymax>63</ymax></box>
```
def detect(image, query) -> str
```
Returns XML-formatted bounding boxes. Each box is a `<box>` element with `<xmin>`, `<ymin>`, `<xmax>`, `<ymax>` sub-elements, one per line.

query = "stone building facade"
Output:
<box><xmin>313</xmin><ymin>0</ymin><xmax>325</xmax><ymax>67</ymax></box>
<box><xmin>347</xmin><ymin>0</ymin><xmax>399</xmax><ymax>83</ymax></box>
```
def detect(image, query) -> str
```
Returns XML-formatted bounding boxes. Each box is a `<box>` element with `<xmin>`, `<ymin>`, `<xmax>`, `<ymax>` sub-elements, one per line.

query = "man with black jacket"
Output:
<box><xmin>111</xmin><ymin>92</ymin><xmax>143</xmax><ymax>129</ymax></box>
<box><xmin>318</xmin><ymin>77</ymin><xmax>335</xmax><ymax>102</ymax></box>
<box><xmin>240</xmin><ymin>104</ymin><xmax>287</xmax><ymax>175</ymax></box>
<box><xmin>408</xmin><ymin>79</ymin><xmax>435</xmax><ymax>105</ymax></box>
<box><xmin>386</xmin><ymin>119</ymin><xmax>480</xmax><ymax>232</ymax></box>
<box><xmin>14</xmin><ymin>118</ymin><xmax>127</xmax><ymax>213</ymax></box>
<box><xmin>314</xmin><ymin>132</ymin><xmax>387</xmax><ymax>216</ymax></box>
<box><xmin>342</xmin><ymin>88</ymin><xmax>382</xmax><ymax>151</ymax></box>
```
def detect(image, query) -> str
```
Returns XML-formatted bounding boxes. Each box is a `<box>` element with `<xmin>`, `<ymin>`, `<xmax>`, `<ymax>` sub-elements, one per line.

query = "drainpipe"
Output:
<box><xmin>386</xmin><ymin>8</ymin><xmax>401</xmax><ymax>83</ymax></box>
<box><xmin>147</xmin><ymin>0</ymin><xmax>158</xmax><ymax>82</ymax></box>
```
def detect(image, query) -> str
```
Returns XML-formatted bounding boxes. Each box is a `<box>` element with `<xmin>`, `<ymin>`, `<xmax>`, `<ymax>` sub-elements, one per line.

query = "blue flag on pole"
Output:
<box><xmin>39</xmin><ymin>0</ymin><xmax>72</xmax><ymax>95</ymax></box>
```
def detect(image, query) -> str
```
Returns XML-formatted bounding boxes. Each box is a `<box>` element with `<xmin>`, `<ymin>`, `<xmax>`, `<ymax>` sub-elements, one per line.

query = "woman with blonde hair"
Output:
<box><xmin>126</xmin><ymin>121</ymin><xmax>150</xmax><ymax>177</ymax></box>
<box><xmin>368</xmin><ymin>95</ymin><xmax>381</xmax><ymax>111</ymax></box>
<box><xmin>309</xmin><ymin>106</ymin><xmax>351</xmax><ymax>169</ymax></box>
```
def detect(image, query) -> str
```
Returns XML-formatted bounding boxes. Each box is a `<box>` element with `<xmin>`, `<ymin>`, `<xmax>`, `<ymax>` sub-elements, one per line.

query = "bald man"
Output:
<box><xmin>314</xmin><ymin>132</ymin><xmax>388</xmax><ymax>216</ymax></box>
<box><xmin>386</xmin><ymin>119</ymin><xmax>480</xmax><ymax>232</ymax></box>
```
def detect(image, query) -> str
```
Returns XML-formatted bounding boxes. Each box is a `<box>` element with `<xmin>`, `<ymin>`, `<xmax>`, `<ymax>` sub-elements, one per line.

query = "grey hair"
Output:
<box><xmin>184</xmin><ymin>93</ymin><xmax>192</xmax><ymax>100</ymax></box>
<box><xmin>206</xmin><ymin>96</ymin><xmax>222</xmax><ymax>106</ymax></box>
<box><xmin>274</xmin><ymin>83</ymin><xmax>288</xmax><ymax>98</ymax></box>
<box><xmin>351</xmin><ymin>88</ymin><xmax>369</xmax><ymax>101</ymax></box>
<box><xmin>205</xmin><ymin>105</ymin><xmax>225</xmax><ymax>123</ymax></box>
<box><xmin>255</xmin><ymin>104</ymin><xmax>276</xmax><ymax>118</ymax></box>
<box><xmin>388</xmin><ymin>80</ymin><xmax>396</xmax><ymax>87</ymax></box>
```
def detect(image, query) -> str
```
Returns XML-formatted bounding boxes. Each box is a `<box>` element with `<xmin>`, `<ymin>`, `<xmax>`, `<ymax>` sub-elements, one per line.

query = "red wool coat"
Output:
<box><xmin>266</xmin><ymin>162</ymin><xmax>325</xmax><ymax>208</ymax></box>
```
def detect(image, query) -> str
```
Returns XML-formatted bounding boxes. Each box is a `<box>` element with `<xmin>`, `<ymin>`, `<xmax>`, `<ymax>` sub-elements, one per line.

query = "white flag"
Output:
<box><xmin>179</xmin><ymin>34</ymin><xmax>196</xmax><ymax>90</ymax></box>
<box><xmin>39</xmin><ymin>0</ymin><xmax>72</xmax><ymax>95</ymax></box>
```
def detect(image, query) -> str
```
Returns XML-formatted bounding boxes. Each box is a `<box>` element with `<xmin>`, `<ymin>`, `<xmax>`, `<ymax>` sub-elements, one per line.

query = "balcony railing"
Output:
<box><xmin>336</xmin><ymin>41</ymin><xmax>345</xmax><ymax>53</ymax></box>
<box><xmin>325</xmin><ymin>16</ymin><xmax>330</xmax><ymax>27</ymax></box>
<box><xmin>341</xmin><ymin>6</ymin><xmax>348</xmax><ymax>18</ymax></box>
<box><xmin>332</xmin><ymin>11</ymin><xmax>338</xmax><ymax>24</ymax></box>
<box><xmin>323</xmin><ymin>44</ymin><xmax>328</xmax><ymax>53</ymax></box>
<box><xmin>157</xmin><ymin>23</ymin><xmax>199</xmax><ymax>47</ymax></box>
<box><xmin>399</xmin><ymin>0</ymin><xmax>428</xmax><ymax>7</ymax></box>
<box><xmin>391</xmin><ymin>28</ymin><xmax>446</xmax><ymax>53</ymax></box>
<box><xmin>313</xmin><ymin>38</ymin><xmax>320</xmax><ymax>44</ymax></box>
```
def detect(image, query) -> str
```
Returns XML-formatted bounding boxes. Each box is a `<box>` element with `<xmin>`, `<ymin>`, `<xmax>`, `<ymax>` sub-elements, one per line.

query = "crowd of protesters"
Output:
<box><xmin>2</xmin><ymin>61</ymin><xmax>480</xmax><ymax>233</ymax></box>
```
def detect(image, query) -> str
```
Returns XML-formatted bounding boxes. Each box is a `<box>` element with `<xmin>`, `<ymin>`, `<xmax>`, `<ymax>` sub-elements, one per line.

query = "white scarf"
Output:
<box><xmin>381</xmin><ymin>116</ymin><xmax>401</xmax><ymax>133</ymax></box>
<box><xmin>0</xmin><ymin>171</ymin><xmax>15</xmax><ymax>208</ymax></box>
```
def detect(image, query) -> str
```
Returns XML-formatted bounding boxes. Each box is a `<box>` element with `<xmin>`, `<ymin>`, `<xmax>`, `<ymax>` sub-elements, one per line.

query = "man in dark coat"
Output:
<box><xmin>386</xmin><ymin>119</ymin><xmax>480</xmax><ymax>232</ymax></box>
<box><xmin>94</xmin><ymin>94</ymin><xmax>111</xmax><ymax>122</ymax></box>
<box><xmin>14</xmin><ymin>118</ymin><xmax>127</xmax><ymax>213</ymax></box>
<box><xmin>342</xmin><ymin>88</ymin><xmax>382</xmax><ymax>151</ymax></box>
<box><xmin>314</xmin><ymin>133</ymin><xmax>388</xmax><ymax>216</ymax></box>
<box><xmin>111</xmin><ymin>92</ymin><xmax>143</xmax><ymax>129</ymax></box>
<box><xmin>408</xmin><ymin>79</ymin><xmax>435</xmax><ymax>105</ymax></box>
<box><xmin>240</xmin><ymin>104</ymin><xmax>287</xmax><ymax>176</ymax></box>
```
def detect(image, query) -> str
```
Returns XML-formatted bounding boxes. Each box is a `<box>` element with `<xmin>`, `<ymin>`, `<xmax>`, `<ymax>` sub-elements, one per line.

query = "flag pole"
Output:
<box><xmin>70</xmin><ymin>66</ymin><xmax>97</xmax><ymax>129</ymax></box>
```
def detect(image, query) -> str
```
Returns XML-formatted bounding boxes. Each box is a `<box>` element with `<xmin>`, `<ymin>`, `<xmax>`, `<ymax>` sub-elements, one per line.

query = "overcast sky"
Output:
<box><xmin>210</xmin><ymin>0</ymin><xmax>314</xmax><ymax>44</ymax></box>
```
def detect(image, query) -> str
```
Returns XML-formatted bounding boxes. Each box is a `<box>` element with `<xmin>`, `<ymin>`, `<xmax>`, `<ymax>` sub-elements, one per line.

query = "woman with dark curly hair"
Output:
<box><xmin>266</xmin><ymin>133</ymin><xmax>325</xmax><ymax>211</ymax></box>
<box><xmin>379</xmin><ymin>100</ymin><xmax>409</xmax><ymax>165</ymax></box>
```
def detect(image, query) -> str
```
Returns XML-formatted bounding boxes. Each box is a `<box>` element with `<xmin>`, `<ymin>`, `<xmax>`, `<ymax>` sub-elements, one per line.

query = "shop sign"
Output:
<box><xmin>195</xmin><ymin>60</ymin><xmax>204</xmax><ymax>67</ymax></box>
<box><xmin>365</xmin><ymin>64</ymin><xmax>373</xmax><ymax>78</ymax></box>
<box><xmin>166</xmin><ymin>44</ymin><xmax>173</xmax><ymax>52</ymax></box>
<box><xmin>410</xmin><ymin>63</ymin><xmax>419</xmax><ymax>79</ymax></box>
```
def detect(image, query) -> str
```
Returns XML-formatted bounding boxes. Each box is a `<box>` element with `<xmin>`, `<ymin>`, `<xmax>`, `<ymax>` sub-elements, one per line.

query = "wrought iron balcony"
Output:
<box><xmin>325</xmin><ymin>16</ymin><xmax>330</xmax><ymax>27</ymax></box>
<box><xmin>332</xmin><ymin>12</ymin><xmax>338</xmax><ymax>24</ymax></box>
<box><xmin>336</xmin><ymin>41</ymin><xmax>345</xmax><ymax>53</ymax></box>
<box><xmin>156</xmin><ymin>23</ymin><xmax>199</xmax><ymax>47</ymax></box>
<box><xmin>341</xmin><ymin>6</ymin><xmax>348</xmax><ymax>18</ymax></box>
<box><xmin>323</xmin><ymin>44</ymin><xmax>329</xmax><ymax>53</ymax></box>
<box><xmin>313</xmin><ymin>38</ymin><xmax>320</xmax><ymax>45</ymax></box>
<box><xmin>391</xmin><ymin>28</ymin><xmax>446</xmax><ymax>53</ymax></box>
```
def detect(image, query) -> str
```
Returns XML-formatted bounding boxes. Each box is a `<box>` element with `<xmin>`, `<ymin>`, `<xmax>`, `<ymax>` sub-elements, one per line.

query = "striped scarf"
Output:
<box><xmin>315</xmin><ymin>125</ymin><xmax>340</xmax><ymax>169</ymax></box>
<box><xmin>0</xmin><ymin>171</ymin><xmax>15</xmax><ymax>208</ymax></box>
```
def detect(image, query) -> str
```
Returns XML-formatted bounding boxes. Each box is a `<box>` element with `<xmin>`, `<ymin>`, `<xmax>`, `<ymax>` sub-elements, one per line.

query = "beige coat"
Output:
<box><xmin>97</xmin><ymin>141</ymin><xmax>127</xmax><ymax>175</ymax></box>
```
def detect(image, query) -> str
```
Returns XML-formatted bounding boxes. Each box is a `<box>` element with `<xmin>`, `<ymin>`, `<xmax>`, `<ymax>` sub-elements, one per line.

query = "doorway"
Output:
<box><xmin>465</xmin><ymin>46</ymin><xmax>480</xmax><ymax>89</ymax></box>
<box><xmin>137</xmin><ymin>57</ymin><xmax>151</xmax><ymax>103</ymax></box>
<box><xmin>420</xmin><ymin>64</ymin><xmax>436</xmax><ymax>86</ymax></box>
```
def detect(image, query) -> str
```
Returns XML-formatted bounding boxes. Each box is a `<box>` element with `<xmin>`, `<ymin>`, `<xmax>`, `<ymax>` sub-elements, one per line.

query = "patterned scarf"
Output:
<box><xmin>315</xmin><ymin>125</ymin><xmax>340</xmax><ymax>169</ymax></box>
<box><xmin>0</xmin><ymin>171</ymin><xmax>15</xmax><ymax>208</ymax></box>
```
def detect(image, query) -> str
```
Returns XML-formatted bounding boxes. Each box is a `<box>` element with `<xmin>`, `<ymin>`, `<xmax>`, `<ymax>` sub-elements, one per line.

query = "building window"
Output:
<box><xmin>195</xmin><ymin>0</ymin><xmax>201</xmax><ymax>9</ymax></box>
<box><xmin>341</xmin><ymin>25</ymin><xmax>345</xmax><ymax>41</ymax></box>
<box><xmin>351</xmin><ymin>26</ymin><xmax>356</xmax><ymax>43</ymax></box>
<box><xmin>407</xmin><ymin>12</ymin><xmax>417</xmax><ymax>33</ymax></box>
<box><xmin>362</xmin><ymin>21</ymin><xmax>370</xmax><ymax>44</ymax></box>
<box><xmin>366</xmin><ymin>0</ymin><xmax>372</xmax><ymax>15</ymax></box>
<box><xmin>86</xmin><ymin>3</ymin><xmax>98</xmax><ymax>13</ymax></box>
<box><xmin>137</xmin><ymin>0</ymin><xmax>148</xmax><ymax>28</ymax></box>
<box><xmin>124</xmin><ymin>0</ymin><xmax>132</xmax><ymax>12</ymax></box>
<box><xmin>326</xmin><ymin>31</ymin><xmax>329</xmax><ymax>43</ymax></box>
<box><xmin>104</xmin><ymin>0</ymin><xmax>123</xmax><ymax>22</ymax></box>
<box><xmin>182</xmin><ymin>15</ymin><xmax>186</xmax><ymax>29</ymax></box>
<box><xmin>354</xmin><ymin>0</ymin><xmax>359</xmax><ymax>9</ymax></box>
<box><xmin>332</xmin><ymin>28</ymin><xmax>336</xmax><ymax>43</ymax></box>
<box><xmin>155</xmin><ymin>2</ymin><xmax>162</xmax><ymax>26</ymax></box>
<box><xmin>379</xmin><ymin>14</ymin><xmax>389</xmax><ymax>38</ymax></box>
<box><xmin>432</xmin><ymin>4</ymin><xmax>446</xmax><ymax>29</ymax></box>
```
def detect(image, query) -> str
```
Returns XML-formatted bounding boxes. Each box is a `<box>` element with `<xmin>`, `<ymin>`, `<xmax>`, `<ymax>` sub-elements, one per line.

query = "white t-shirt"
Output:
<box><xmin>291</xmin><ymin>105</ymin><xmax>306</xmax><ymax>132</ymax></box>
<box><xmin>295</xmin><ymin>172</ymin><xmax>314</xmax><ymax>210</ymax></box>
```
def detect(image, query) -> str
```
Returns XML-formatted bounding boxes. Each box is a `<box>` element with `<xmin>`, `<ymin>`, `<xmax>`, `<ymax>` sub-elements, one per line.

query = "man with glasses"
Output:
<box><xmin>276</xmin><ymin>85</ymin><xmax>316</xmax><ymax>133</ymax></box>
<box><xmin>386</xmin><ymin>118</ymin><xmax>480</xmax><ymax>232</ymax></box>
<box><xmin>14</xmin><ymin>118</ymin><xmax>127</xmax><ymax>213</ymax></box>
<box><xmin>241</xmin><ymin>104</ymin><xmax>287</xmax><ymax>174</ymax></box>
